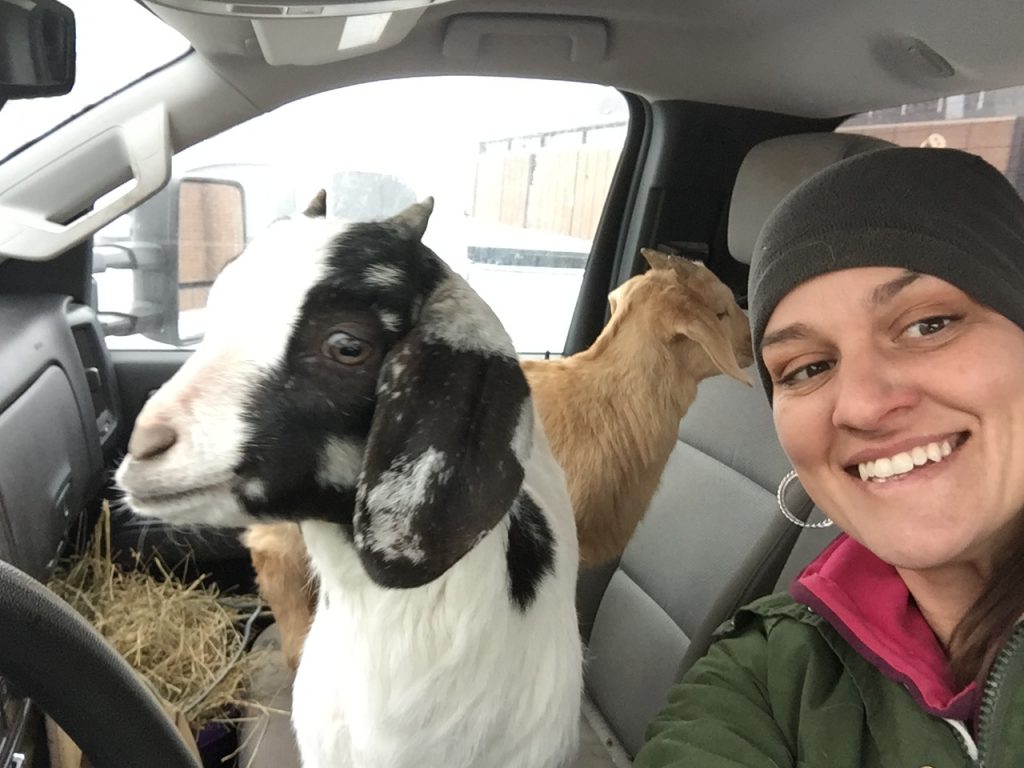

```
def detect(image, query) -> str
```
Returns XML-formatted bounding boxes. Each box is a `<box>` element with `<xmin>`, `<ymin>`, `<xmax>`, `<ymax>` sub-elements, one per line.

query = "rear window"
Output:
<box><xmin>842</xmin><ymin>85</ymin><xmax>1024</xmax><ymax>195</ymax></box>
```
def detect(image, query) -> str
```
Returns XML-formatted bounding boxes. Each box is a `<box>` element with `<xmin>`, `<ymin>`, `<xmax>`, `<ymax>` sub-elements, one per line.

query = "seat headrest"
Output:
<box><xmin>728</xmin><ymin>132</ymin><xmax>896</xmax><ymax>265</ymax></box>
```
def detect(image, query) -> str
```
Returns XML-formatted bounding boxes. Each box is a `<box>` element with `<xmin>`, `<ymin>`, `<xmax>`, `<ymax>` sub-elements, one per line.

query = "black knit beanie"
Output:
<box><xmin>749</xmin><ymin>146</ymin><xmax>1024</xmax><ymax>399</ymax></box>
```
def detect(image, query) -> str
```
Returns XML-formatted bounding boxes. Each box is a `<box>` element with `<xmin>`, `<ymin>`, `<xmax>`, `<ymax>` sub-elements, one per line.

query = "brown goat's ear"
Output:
<box><xmin>304</xmin><ymin>189</ymin><xmax>327</xmax><ymax>218</ymax></box>
<box><xmin>669</xmin><ymin>256</ymin><xmax>702</xmax><ymax>276</ymax></box>
<box><xmin>641</xmin><ymin>248</ymin><xmax>674</xmax><ymax>270</ymax></box>
<box><xmin>353</xmin><ymin>329</ymin><xmax>530</xmax><ymax>588</ymax></box>
<box><xmin>642</xmin><ymin>248</ymin><xmax>703</xmax><ymax>276</ymax></box>
<box><xmin>676</xmin><ymin>304</ymin><xmax>753</xmax><ymax>386</ymax></box>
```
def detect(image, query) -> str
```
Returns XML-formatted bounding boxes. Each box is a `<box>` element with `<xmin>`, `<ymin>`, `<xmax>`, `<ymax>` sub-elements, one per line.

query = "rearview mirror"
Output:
<box><xmin>0</xmin><ymin>0</ymin><xmax>76</xmax><ymax>99</ymax></box>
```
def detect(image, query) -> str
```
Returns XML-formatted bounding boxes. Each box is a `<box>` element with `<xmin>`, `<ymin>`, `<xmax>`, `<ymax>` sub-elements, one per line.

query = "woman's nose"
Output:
<box><xmin>830</xmin><ymin>352</ymin><xmax>919</xmax><ymax>432</ymax></box>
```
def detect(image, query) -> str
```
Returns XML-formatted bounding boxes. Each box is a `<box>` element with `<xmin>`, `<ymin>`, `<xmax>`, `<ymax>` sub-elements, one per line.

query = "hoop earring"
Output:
<box><xmin>777</xmin><ymin>471</ymin><xmax>834</xmax><ymax>529</ymax></box>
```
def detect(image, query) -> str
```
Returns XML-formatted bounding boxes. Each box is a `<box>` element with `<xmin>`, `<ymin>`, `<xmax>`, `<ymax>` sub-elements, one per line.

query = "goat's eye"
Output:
<box><xmin>716</xmin><ymin>311</ymin><xmax>729</xmax><ymax>320</ymax></box>
<box><xmin>322</xmin><ymin>331</ymin><xmax>371</xmax><ymax>365</ymax></box>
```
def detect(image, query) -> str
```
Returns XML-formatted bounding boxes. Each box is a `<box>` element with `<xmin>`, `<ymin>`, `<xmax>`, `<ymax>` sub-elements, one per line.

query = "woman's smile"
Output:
<box><xmin>843</xmin><ymin>431</ymin><xmax>968</xmax><ymax>482</ymax></box>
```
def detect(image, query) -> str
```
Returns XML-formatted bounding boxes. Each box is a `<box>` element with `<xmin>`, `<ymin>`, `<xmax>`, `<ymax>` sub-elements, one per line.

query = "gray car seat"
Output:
<box><xmin>582</xmin><ymin>372</ymin><xmax>808</xmax><ymax>757</ymax></box>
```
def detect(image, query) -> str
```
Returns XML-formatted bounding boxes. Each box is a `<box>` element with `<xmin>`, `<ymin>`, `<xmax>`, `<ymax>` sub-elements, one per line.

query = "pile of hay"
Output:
<box><xmin>48</xmin><ymin>502</ymin><xmax>264</xmax><ymax>731</ymax></box>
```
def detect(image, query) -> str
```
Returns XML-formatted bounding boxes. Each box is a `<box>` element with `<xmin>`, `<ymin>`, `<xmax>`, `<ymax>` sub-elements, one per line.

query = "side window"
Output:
<box><xmin>92</xmin><ymin>77</ymin><xmax>628</xmax><ymax>355</ymax></box>
<box><xmin>842</xmin><ymin>85</ymin><xmax>1024</xmax><ymax>195</ymax></box>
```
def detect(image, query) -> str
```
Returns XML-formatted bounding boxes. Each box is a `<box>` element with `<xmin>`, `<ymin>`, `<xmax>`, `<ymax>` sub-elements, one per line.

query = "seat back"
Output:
<box><xmin>584</xmin><ymin>372</ymin><xmax>810</xmax><ymax>756</ymax></box>
<box><xmin>727</xmin><ymin>131</ymin><xmax>896</xmax><ymax>266</ymax></box>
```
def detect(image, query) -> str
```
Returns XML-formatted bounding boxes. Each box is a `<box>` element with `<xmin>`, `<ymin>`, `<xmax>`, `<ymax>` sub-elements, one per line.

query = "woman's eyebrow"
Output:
<box><xmin>869</xmin><ymin>271</ymin><xmax>921</xmax><ymax>307</ymax></box>
<box><xmin>761</xmin><ymin>323</ymin><xmax>814</xmax><ymax>348</ymax></box>
<box><xmin>763</xmin><ymin>272</ymin><xmax>924</xmax><ymax>349</ymax></box>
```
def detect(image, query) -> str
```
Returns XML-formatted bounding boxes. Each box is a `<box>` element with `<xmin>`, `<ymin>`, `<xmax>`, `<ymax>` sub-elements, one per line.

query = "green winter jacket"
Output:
<box><xmin>634</xmin><ymin>593</ymin><xmax>1024</xmax><ymax>768</ymax></box>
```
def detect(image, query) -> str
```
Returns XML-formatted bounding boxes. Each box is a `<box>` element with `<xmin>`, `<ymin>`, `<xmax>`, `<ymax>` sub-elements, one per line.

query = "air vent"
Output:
<box><xmin>66</xmin><ymin>304</ymin><xmax>120</xmax><ymax>448</ymax></box>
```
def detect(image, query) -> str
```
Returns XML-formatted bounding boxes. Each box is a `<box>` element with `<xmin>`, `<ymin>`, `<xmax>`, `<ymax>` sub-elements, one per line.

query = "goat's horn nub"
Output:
<box><xmin>391</xmin><ymin>197</ymin><xmax>435</xmax><ymax>241</ymax></box>
<box><xmin>304</xmin><ymin>189</ymin><xmax>328</xmax><ymax>218</ymax></box>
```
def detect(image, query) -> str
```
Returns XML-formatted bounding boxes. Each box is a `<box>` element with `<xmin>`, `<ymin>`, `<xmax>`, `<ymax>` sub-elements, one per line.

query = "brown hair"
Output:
<box><xmin>949</xmin><ymin>514</ymin><xmax>1024</xmax><ymax>688</ymax></box>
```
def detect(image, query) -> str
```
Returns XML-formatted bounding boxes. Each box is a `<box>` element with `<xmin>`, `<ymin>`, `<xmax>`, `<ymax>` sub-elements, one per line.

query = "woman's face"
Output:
<box><xmin>762</xmin><ymin>267</ymin><xmax>1024</xmax><ymax>572</ymax></box>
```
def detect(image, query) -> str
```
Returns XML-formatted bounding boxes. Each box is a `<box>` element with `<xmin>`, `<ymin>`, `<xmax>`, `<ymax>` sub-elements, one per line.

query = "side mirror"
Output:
<box><xmin>173</xmin><ymin>178</ymin><xmax>246</xmax><ymax>344</ymax></box>
<box><xmin>0</xmin><ymin>0</ymin><xmax>75</xmax><ymax>100</ymax></box>
<box><xmin>96</xmin><ymin>177</ymin><xmax>246</xmax><ymax>347</ymax></box>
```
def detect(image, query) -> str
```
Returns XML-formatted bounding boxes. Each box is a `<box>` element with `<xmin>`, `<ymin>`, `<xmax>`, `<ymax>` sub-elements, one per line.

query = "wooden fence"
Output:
<box><xmin>472</xmin><ymin>130</ymin><xmax>622</xmax><ymax>241</ymax></box>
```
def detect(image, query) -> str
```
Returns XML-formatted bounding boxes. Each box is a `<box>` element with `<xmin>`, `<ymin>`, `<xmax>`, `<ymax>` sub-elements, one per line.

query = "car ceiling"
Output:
<box><xmin>145</xmin><ymin>0</ymin><xmax>1024</xmax><ymax>118</ymax></box>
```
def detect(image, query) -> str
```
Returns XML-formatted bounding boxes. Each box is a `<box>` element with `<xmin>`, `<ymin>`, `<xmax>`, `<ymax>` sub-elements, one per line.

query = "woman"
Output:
<box><xmin>634</xmin><ymin>147</ymin><xmax>1024</xmax><ymax>767</ymax></box>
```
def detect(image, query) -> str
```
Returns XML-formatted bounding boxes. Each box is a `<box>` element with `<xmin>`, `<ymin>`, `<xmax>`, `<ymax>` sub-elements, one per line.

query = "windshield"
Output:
<box><xmin>0</xmin><ymin>0</ymin><xmax>190</xmax><ymax>160</ymax></box>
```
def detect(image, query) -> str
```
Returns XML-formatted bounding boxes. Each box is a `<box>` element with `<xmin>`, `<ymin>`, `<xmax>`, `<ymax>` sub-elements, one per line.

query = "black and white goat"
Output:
<box><xmin>115</xmin><ymin>193</ymin><xmax>583</xmax><ymax>768</ymax></box>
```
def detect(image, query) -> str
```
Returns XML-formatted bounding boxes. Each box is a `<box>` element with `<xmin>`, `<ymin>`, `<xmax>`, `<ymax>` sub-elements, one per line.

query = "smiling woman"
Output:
<box><xmin>635</xmin><ymin>146</ymin><xmax>1024</xmax><ymax>768</ymax></box>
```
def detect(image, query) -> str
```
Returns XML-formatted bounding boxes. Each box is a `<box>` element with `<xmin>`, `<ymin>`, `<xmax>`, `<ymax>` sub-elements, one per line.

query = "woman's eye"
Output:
<box><xmin>778</xmin><ymin>360</ymin><xmax>833</xmax><ymax>386</ymax></box>
<box><xmin>902</xmin><ymin>315</ymin><xmax>958</xmax><ymax>339</ymax></box>
<box><xmin>322</xmin><ymin>331</ymin><xmax>371</xmax><ymax>365</ymax></box>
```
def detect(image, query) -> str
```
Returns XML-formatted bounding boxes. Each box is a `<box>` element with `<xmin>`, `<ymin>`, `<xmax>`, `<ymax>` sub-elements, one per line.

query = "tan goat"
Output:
<box><xmin>522</xmin><ymin>248</ymin><xmax>753</xmax><ymax>562</ymax></box>
<box><xmin>243</xmin><ymin>248</ymin><xmax>752</xmax><ymax>666</ymax></box>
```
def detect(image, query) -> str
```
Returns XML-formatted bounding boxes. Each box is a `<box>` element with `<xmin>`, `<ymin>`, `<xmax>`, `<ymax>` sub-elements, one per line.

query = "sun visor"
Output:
<box><xmin>146</xmin><ymin>0</ymin><xmax>456</xmax><ymax>65</ymax></box>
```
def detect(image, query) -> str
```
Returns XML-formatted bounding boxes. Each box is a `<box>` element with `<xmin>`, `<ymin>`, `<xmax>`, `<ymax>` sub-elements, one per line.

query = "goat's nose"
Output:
<box><xmin>128</xmin><ymin>422</ymin><xmax>178</xmax><ymax>460</ymax></box>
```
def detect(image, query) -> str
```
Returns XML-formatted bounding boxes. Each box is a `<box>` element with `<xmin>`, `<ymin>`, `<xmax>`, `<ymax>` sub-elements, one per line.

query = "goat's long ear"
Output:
<box><xmin>676</xmin><ymin>303</ymin><xmax>753</xmax><ymax>386</ymax></box>
<box><xmin>353</xmin><ymin>323</ymin><xmax>531</xmax><ymax>588</ymax></box>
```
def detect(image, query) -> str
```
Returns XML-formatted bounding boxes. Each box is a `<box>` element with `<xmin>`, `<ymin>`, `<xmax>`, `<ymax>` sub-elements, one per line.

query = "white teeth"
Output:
<box><xmin>891</xmin><ymin>453</ymin><xmax>914</xmax><ymax>474</ymax></box>
<box><xmin>857</xmin><ymin>438</ymin><xmax>960</xmax><ymax>481</ymax></box>
<box><xmin>873</xmin><ymin>457</ymin><xmax>894</xmax><ymax>478</ymax></box>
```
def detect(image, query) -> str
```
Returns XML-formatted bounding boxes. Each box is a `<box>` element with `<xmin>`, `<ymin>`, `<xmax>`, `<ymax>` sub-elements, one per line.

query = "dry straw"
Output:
<box><xmin>48</xmin><ymin>502</ymin><xmax>267</xmax><ymax>731</ymax></box>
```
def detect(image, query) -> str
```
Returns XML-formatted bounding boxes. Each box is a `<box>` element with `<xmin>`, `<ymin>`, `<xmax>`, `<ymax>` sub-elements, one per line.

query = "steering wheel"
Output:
<box><xmin>0</xmin><ymin>559</ymin><xmax>201</xmax><ymax>768</ymax></box>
